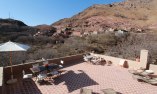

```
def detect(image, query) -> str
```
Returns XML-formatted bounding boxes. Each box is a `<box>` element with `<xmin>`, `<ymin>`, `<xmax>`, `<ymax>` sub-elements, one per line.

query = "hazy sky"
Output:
<box><xmin>0</xmin><ymin>0</ymin><xmax>123</xmax><ymax>26</ymax></box>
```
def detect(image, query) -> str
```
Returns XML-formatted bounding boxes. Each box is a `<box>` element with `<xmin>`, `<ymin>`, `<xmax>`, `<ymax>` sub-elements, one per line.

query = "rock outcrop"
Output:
<box><xmin>52</xmin><ymin>0</ymin><xmax>157</xmax><ymax>35</ymax></box>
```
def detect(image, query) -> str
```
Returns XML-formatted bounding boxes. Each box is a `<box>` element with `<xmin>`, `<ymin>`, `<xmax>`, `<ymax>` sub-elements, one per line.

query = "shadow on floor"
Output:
<box><xmin>5</xmin><ymin>78</ymin><xmax>42</xmax><ymax>94</ymax></box>
<box><xmin>54</xmin><ymin>70</ymin><xmax>99</xmax><ymax>93</ymax></box>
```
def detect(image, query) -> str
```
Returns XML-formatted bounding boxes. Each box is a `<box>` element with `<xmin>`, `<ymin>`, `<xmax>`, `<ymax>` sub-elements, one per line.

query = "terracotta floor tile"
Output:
<box><xmin>5</xmin><ymin>62</ymin><xmax>157</xmax><ymax>94</ymax></box>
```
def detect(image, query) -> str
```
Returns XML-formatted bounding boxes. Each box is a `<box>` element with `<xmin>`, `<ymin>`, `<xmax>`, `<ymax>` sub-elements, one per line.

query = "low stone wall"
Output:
<box><xmin>4</xmin><ymin>54</ymin><xmax>83</xmax><ymax>79</ymax></box>
<box><xmin>91</xmin><ymin>53</ymin><xmax>145</xmax><ymax>69</ymax></box>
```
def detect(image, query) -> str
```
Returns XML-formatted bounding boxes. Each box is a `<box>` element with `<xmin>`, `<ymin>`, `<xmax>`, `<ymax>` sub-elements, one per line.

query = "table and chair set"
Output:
<box><xmin>28</xmin><ymin>60</ymin><xmax>64</xmax><ymax>84</ymax></box>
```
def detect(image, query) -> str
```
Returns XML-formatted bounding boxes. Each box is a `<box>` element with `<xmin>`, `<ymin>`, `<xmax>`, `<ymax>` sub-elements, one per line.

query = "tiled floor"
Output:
<box><xmin>5</xmin><ymin>62</ymin><xmax>157</xmax><ymax>94</ymax></box>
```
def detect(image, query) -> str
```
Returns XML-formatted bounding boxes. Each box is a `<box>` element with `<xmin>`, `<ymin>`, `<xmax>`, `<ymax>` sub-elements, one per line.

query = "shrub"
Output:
<box><xmin>16</xmin><ymin>36</ymin><xmax>34</xmax><ymax>44</ymax></box>
<box><xmin>29</xmin><ymin>48</ymin><xmax>58</xmax><ymax>60</ymax></box>
<box><xmin>0</xmin><ymin>52</ymin><xmax>28</xmax><ymax>66</ymax></box>
<box><xmin>107</xmin><ymin>33</ymin><xmax>157</xmax><ymax>60</ymax></box>
<box><xmin>86</xmin><ymin>33</ymin><xmax>117</xmax><ymax>53</ymax></box>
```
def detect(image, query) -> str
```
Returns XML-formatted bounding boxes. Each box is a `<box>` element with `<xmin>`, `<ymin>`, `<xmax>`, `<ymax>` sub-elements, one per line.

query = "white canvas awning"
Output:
<box><xmin>0</xmin><ymin>41</ymin><xmax>30</xmax><ymax>52</ymax></box>
<box><xmin>0</xmin><ymin>41</ymin><xmax>30</xmax><ymax>84</ymax></box>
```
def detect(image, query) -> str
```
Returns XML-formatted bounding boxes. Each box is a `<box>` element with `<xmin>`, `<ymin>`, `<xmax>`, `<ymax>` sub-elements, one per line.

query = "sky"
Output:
<box><xmin>0</xmin><ymin>0</ymin><xmax>123</xmax><ymax>26</ymax></box>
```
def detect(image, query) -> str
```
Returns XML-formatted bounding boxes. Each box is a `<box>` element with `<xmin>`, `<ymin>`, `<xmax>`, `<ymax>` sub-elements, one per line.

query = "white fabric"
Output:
<box><xmin>0</xmin><ymin>41</ymin><xmax>30</xmax><ymax>52</ymax></box>
<box><xmin>145</xmin><ymin>70</ymin><xmax>154</xmax><ymax>74</ymax></box>
<box><xmin>23</xmin><ymin>70</ymin><xmax>32</xmax><ymax>79</ymax></box>
<box><xmin>23</xmin><ymin>74</ymin><xmax>33</xmax><ymax>79</ymax></box>
<box><xmin>32</xmin><ymin>64</ymin><xmax>39</xmax><ymax>68</ymax></box>
<box><xmin>22</xmin><ymin>70</ymin><xmax>25</xmax><ymax>75</ymax></box>
<box><xmin>85</xmin><ymin>56</ymin><xmax>93</xmax><ymax>59</ymax></box>
<box><xmin>60</xmin><ymin>60</ymin><xmax>64</xmax><ymax>64</ymax></box>
<box><xmin>43</xmin><ymin>61</ymin><xmax>48</xmax><ymax>65</ymax></box>
<box><xmin>37</xmin><ymin>73</ymin><xmax>47</xmax><ymax>80</ymax></box>
<box><xmin>59</xmin><ymin>65</ymin><xmax>63</xmax><ymax>68</ymax></box>
<box><xmin>83</xmin><ymin>57</ymin><xmax>88</xmax><ymax>62</ymax></box>
<box><xmin>119</xmin><ymin>59</ymin><xmax>125</xmax><ymax>66</ymax></box>
<box><xmin>42</xmin><ymin>57</ymin><xmax>46</xmax><ymax>61</ymax></box>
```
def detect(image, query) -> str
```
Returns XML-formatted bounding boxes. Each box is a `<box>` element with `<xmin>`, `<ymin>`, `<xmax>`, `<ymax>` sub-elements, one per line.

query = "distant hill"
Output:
<box><xmin>1</xmin><ymin>0</ymin><xmax>157</xmax><ymax>41</ymax></box>
<box><xmin>0</xmin><ymin>18</ymin><xmax>27</xmax><ymax>26</ymax></box>
<box><xmin>1</xmin><ymin>0</ymin><xmax>157</xmax><ymax>39</ymax></box>
<box><xmin>0</xmin><ymin>19</ymin><xmax>67</xmax><ymax>45</ymax></box>
<box><xmin>52</xmin><ymin>0</ymin><xmax>157</xmax><ymax>34</ymax></box>
<box><xmin>0</xmin><ymin>18</ymin><xmax>37</xmax><ymax>42</ymax></box>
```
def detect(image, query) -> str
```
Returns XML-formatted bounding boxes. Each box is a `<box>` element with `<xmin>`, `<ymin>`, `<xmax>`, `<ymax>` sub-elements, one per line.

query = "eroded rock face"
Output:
<box><xmin>52</xmin><ymin>0</ymin><xmax>157</xmax><ymax>35</ymax></box>
<box><xmin>1</xmin><ymin>0</ymin><xmax>157</xmax><ymax>39</ymax></box>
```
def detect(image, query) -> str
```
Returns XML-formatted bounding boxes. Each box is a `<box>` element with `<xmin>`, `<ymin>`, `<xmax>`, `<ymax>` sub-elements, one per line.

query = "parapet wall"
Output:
<box><xmin>47</xmin><ymin>54</ymin><xmax>83</xmax><ymax>65</ymax></box>
<box><xmin>4</xmin><ymin>54</ymin><xmax>83</xmax><ymax>79</ymax></box>
<box><xmin>91</xmin><ymin>53</ymin><xmax>145</xmax><ymax>70</ymax></box>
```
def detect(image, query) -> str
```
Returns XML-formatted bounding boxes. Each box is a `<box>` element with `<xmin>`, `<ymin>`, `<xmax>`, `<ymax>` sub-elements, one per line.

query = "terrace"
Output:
<box><xmin>0</xmin><ymin>50</ymin><xmax>157</xmax><ymax>94</ymax></box>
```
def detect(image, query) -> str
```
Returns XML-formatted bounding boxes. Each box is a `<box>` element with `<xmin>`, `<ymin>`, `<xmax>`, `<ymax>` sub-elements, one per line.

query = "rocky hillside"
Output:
<box><xmin>0</xmin><ymin>18</ymin><xmax>27</xmax><ymax>26</ymax></box>
<box><xmin>52</xmin><ymin>0</ymin><xmax>157</xmax><ymax>35</ymax></box>
<box><xmin>0</xmin><ymin>19</ymin><xmax>36</xmax><ymax>42</ymax></box>
<box><xmin>0</xmin><ymin>19</ymin><xmax>71</xmax><ymax>45</ymax></box>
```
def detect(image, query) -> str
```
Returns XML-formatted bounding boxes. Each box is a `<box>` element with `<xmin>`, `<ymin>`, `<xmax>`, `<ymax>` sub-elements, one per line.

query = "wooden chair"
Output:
<box><xmin>23</xmin><ymin>70</ymin><xmax>33</xmax><ymax>80</ymax></box>
<box><xmin>22</xmin><ymin>70</ymin><xmax>33</xmax><ymax>85</ymax></box>
<box><xmin>37</xmin><ymin>70</ymin><xmax>47</xmax><ymax>83</ymax></box>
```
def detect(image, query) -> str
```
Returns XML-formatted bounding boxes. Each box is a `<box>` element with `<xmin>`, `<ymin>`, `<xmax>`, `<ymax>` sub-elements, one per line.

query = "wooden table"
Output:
<box><xmin>30</xmin><ymin>64</ymin><xmax>63</xmax><ymax>82</ymax></box>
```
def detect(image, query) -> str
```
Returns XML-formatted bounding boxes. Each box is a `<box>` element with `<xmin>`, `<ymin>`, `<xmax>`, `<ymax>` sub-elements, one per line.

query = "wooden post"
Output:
<box><xmin>10</xmin><ymin>51</ymin><xmax>13</xmax><ymax>79</ymax></box>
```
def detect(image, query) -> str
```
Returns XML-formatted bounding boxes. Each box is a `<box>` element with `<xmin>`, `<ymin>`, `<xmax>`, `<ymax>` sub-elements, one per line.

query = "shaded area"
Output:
<box><xmin>5</xmin><ymin>78</ymin><xmax>42</xmax><ymax>94</ymax></box>
<box><xmin>36</xmin><ymin>79</ymin><xmax>54</xmax><ymax>85</ymax></box>
<box><xmin>54</xmin><ymin>70</ymin><xmax>99</xmax><ymax>93</ymax></box>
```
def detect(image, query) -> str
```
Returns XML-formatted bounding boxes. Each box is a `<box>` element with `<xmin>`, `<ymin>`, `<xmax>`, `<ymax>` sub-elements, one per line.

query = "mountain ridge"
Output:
<box><xmin>1</xmin><ymin>0</ymin><xmax>157</xmax><ymax>37</ymax></box>
<box><xmin>52</xmin><ymin>0</ymin><xmax>157</xmax><ymax>33</ymax></box>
